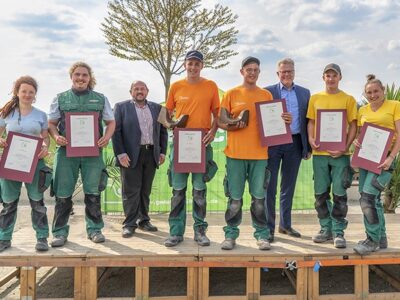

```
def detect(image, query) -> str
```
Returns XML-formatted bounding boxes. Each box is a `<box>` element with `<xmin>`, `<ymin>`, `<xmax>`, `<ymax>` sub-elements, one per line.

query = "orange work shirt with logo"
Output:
<box><xmin>221</xmin><ymin>85</ymin><xmax>273</xmax><ymax>160</ymax></box>
<box><xmin>166</xmin><ymin>78</ymin><xmax>220</xmax><ymax>130</ymax></box>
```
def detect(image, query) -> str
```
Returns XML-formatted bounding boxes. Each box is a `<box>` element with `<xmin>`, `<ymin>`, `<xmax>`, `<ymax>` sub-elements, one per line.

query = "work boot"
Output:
<box><xmin>334</xmin><ymin>234</ymin><xmax>346</xmax><ymax>248</ymax></box>
<box><xmin>194</xmin><ymin>228</ymin><xmax>210</xmax><ymax>246</ymax></box>
<box><xmin>51</xmin><ymin>235</ymin><xmax>67</xmax><ymax>247</ymax></box>
<box><xmin>164</xmin><ymin>235</ymin><xmax>183</xmax><ymax>247</ymax></box>
<box><xmin>379</xmin><ymin>235</ymin><xmax>388</xmax><ymax>249</ymax></box>
<box><xmin>35</xmin><ymin>238</ymin><xmax>49</xmax><ymax>252</ymax></box>
<box><xmin>353</xmin><ymin>237</ymin><xmax>379</xmax><ymax>255</ymax></box>
<box><xmin>88</xmin><ymin>232</ymin><xmax>105</xmax><ymax>243</ymax></box>
<box><xmin>312</xmin><ymin>230</ymin><xmax>333</xmax><ymax>243</ymax></box>
<box><xmin>0</xmin><ymin>240</ymin><xmax>11</xmax><ymax>252</ymax></box>
<box><xmin>221</xmin><ymin>238</ymin><xmax>236</xmax><ymax>250</ymax></box>
<box><xmin>256</xmin><ymin>239</ymin><xmax>271</xmax><ymax>251</ymax></box>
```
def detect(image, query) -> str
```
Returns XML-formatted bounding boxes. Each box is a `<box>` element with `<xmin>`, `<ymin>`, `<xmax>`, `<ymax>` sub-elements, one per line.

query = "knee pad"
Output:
<box><xmin>192</xmin><ymin>189</ymin><xmax>206</xmax><ymax>219</ymax></box>
<box><xmin>314</xmin><ymin>191</ymin><xmax>330</xmax><ymax>219</ymax></box>
<box><xmin>170</xmin><ymin>188</ymin><xmax>186</xmax><ymax>218</ymax></box>
<box><xmin>360</xmin><ymin>192</ymin><xmax>379</xmax><ymax>224</ymax></box>
<box><xmin>250</xmin><ymin>196</ymin><xmax>267</xmax><ymax>226</ymax></box>
<box><xmin>332</xmin><ymin>194</ymin><xmax>348</xmax><ymax>220</ymax></box>
<box><xmin>225</xmin><ymin>198</ymin><xmax>242</xmax><ymax>226</ymax></box>
<box><xmin>29</xmin><ymin>199</ymin><xmax>48</xmax><ymax>228</ymax></box>
<box><xmin>84</xmin><ymin>194</ymin><xmax>102</xmax><ymax>223</ymax></box>
<box><xmin>0</xmin><ymin>199</ymin><xmax>19</xmax><ymax>229</ymax></box>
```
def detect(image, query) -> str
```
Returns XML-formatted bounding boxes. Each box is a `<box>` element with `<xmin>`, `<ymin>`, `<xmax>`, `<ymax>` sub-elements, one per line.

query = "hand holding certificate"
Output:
<box><xmin>316</xmin><ymin>109</ymin><xmax>347</xmax><ymax>151</ymax></box>
<box><xmin>255</xmin><ymin>99</ymin><xmax>292</xmax><ymax>146</ymax></box>
<box><xmin>351</xmin><ymin>122</ymin><xmax>394</xmax><ymax>174</ymax></box>
<box><xmin>65</xmin><ymin>112</ymin><xmax>99</xmax><ymax>157</ymax></box>
<box><xmin>0</xmin><ymin>132</ymin><xmax>42</xmax><ymax>183</ymax></box>
<box><xmin>173</xmin><ymin>128</ymin><xmax>206</xmax><ymax>173</ymax></box>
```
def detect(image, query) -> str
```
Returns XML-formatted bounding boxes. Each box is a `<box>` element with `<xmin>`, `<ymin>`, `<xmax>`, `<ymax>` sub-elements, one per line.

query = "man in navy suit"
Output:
<box><xmin>112</xmin><ymin>81</ymin><xmax>168</xmax><ymax>238</ymax></box>
<box><xmin>265</xmin><ymin>58</ymin><xmax>311</xmax><ymax>242</ymax></box>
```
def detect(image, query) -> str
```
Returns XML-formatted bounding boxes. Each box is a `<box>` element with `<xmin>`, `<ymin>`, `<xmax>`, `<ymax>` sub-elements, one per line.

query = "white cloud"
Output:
<box><xmin>388</xmin><ymin>63</ymin><xmax>400</xmax><ymax>70</ymax></box>
<box><xmin>388</xmin><ymin>40</ymin><xmax>400</xmax><ymax>51</ymax></box>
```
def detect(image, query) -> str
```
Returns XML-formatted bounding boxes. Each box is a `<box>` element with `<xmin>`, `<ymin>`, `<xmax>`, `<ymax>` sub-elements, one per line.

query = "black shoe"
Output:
<box><xmin>51</xmin><ymin>235</ymin><xmax>67</xmax><ymax>248</ymax></box>
<box><xmin>164</xmin><ymin>235</ymin><xmax>183</xmax><ymax>247</ymax></box>
<box><xmin>194</xmin><ymin>228</ymin><xmax>210</xmax><ymax>246</ymax></box>
<box><xmin>279</xmin><ymin>227</ymin><xmax>301</xmax><ymax>238</ymax></box>
<box><xmin>139</xmin><ymin>222</ymin><xmax>158</xmax><ymax>232</ymax></box>
<box><xmin>36</xmin><ymin>238</ymin><xmax>49</xmax><ymax>252</ymax></box>
<box><xmin>122</xmin><ymin>227</ymin><xmax>135</xmax><ymax>238</ymax></box>
<box><xmin>0</xmin><ymin>240</ymin><xmax>11</xmax><ymax>252</ymax></box>
<box><xmin>88</xmin><ymin>232</ymin><xmax>105</xmax><ymax>243</ymax></box>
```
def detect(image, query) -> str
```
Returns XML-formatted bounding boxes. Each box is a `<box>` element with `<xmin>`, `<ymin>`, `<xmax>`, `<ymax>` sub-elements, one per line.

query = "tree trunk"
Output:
<box><xmin>163</xmin><ymin>72</ymin><xmax>172</xmax><ymax>103</ymax></box>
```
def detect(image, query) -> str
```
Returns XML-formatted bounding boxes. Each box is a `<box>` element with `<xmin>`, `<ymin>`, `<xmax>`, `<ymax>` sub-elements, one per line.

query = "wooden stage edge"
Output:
<box><xmin>1</xmin><ymin>212</ymin><xmax>400</xmax><ymax>299</ymax></box>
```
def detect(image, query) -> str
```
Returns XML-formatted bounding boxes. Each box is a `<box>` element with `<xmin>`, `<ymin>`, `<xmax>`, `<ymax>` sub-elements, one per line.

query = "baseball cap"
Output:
<box><xmin>323</xmin><ymin>63</ymin><xmax>341</xmax><ymax>76</ymax></box>
<box><xmin>241</xmin><ymin>56</ymin><xmax>260</xmax><ymax>68</ymax></box>
<box><xmin>185</xmin><ymin>50</ymin><xmax>203</xmax><ymax>62</ymax></box>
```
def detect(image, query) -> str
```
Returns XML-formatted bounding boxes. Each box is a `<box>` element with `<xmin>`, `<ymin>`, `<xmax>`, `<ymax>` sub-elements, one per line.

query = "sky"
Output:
<box><xmin>0</xmin><ymin>0</ymin><xmax>399</xmax><ymax>112</ymax></box>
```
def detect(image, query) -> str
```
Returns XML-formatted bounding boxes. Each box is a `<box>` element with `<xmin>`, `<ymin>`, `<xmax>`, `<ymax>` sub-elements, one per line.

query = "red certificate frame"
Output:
<box><xmin>316</xmin><ymin>109</ymin><xmax>347</xmax><ymax>152</ymax></box>
<box><xmin>65</xmin><ymin>112</ymin><xmax>99</xmax><ymax>157</ymax></box>
<box><xmin>173</xmin><ymin>128</ymin><xmax>206</xmax><ymax>173</ymax></box>
<box><xmin>0</xmin><ymin>131</ymin><xmax>42</xmax><ymax>183</ymax></box>
<box><xmin>351</xmin><ymin>122</ymin><xmax>394</xmax><ymax>174</ymax></box>
<box><xmin>255</xmin><ymin>99</ymin><xmax>292</xmax><ymax>147</ymax></box>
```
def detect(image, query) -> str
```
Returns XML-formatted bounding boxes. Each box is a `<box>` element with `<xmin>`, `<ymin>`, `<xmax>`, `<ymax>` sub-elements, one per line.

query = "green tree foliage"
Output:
<box><xmin>102</xmin><ymin>0</ymin><xmax>238</xmax><ymax>99</ymax></box>
<box><xmin>384</xmin><ymin>83</ymin><xmax>400</xmax><ymax>213</ymax></box>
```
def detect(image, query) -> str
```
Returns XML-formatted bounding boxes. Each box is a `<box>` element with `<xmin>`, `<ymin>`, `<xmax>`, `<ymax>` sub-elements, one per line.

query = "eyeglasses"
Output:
<box><xmin>278</xmin><ymin>70</ymin><xmax>294</xmax><ymax>74</ymax></box>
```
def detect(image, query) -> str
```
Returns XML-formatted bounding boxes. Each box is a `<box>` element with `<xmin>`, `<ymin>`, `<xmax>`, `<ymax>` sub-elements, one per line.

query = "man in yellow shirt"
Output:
<box><xmin>307</xmin><ymin>63</ymin><xmax>357</xmax><ymax>249</ymax></box>
<box><xmin>164</xmin><ymin>50</ymin><xmax>220</xmax><ymax>247</ymax></box>
<box><xmin>219</xmin><ymin>57</ymin><xmax>291</xmax><ymax>250</ymax></box>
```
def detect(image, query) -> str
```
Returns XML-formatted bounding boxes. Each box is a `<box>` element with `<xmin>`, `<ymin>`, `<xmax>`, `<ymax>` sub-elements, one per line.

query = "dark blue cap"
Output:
<box><xmin>185</xmin><ymin>50</ymin><xmax>203</xmax><ymax>62</ymax></box>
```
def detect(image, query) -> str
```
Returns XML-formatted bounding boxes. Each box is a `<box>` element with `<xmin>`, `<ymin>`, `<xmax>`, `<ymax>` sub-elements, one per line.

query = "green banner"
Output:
<box><xmin>101</xmin><ymin>130</ymin><xmax>314</xmax><ymax>213</ymax></box>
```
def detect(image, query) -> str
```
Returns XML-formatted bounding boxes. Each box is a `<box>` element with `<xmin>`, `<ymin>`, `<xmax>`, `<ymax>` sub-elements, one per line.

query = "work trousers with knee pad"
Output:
<box><xmin>223</xmin><ymin>158</ymin><xmax>269</xmax><ymax>240</ymax></box>
<box><xmin>167</xmin><ymin>144</ymin><xmax>214</xmax><ymax>236</ymax></box>
<box><xmin>52</xmin><ymin>194</ymin><xmax>104</xmax><ymax>237</ymax></box>
<box><xmin>313</xmin><ymin>155</ymin><xmax>351</xmax><ymax>236</ymax></box>
<box><xmin>358</xmin><ymin>167</ymin><xmax>392</xmax><ymax>242</ymax></box>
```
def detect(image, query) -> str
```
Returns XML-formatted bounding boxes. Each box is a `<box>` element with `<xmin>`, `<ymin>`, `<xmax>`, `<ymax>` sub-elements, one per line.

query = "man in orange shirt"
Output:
<box><xmin>164</xmin><ymin>50</ymin><xmax>220</xmax><ymax>247</ymax></box>
<box><xmin>219</xmin><ymin>57</ymin><xmax>292</xmax><ymax>250</ymax></box>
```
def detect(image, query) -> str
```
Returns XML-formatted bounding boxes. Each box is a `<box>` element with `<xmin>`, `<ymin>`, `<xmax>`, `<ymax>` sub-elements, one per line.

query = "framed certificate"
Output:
<box><xmin>316</xmin><ymin>109</ymin><xmax>347</xmax><ymax>151</ymax></box>
<box><xmin>173</xmin><ymin>128</ymin><xmax>206</xmax><ymax>173</ymax></box>
<box><xmin>0</xmin><ymin>131</ymin><xmax>43</xmax><ymax>183</ymax></box>
<box><xmin>65</xmin><ymin>112</ymin><xmax>99</xmax><ymax>157</ymax></box>
<box><xmin>351</xmin><ymin>122</ymin><xmax>394</xmax><ymax>174</ymax></box>
<box><xmin>255</xmin><ymin>99</ymin><xmax>292</xmax><ymax>147</ymax></box>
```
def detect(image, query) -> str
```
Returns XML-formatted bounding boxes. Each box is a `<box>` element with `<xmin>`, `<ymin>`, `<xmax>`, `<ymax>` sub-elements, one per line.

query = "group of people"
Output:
<box><xmin>0</xmin><ymin>51</ymin><xmax>398</xmax><ymax>257</ymax></box>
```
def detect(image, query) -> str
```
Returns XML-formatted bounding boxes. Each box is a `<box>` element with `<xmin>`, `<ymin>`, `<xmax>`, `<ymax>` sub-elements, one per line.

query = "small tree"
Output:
<box><xmin>102</xmin><ymin>0</ymin><xmax>238</xmax><ymax>99</ymax></box>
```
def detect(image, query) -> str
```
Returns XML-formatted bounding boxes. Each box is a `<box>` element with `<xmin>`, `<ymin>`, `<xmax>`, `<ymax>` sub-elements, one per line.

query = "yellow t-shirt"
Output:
<box><xmin>221</xmin><ymin>85</ymin><xmax>273</xmax><ymax>159</ymax></box>
<box><xmin>165</xmin><ymin>78</ymin><xmax>220</xmax><ymax>129</ymax></box>
<box><xmin>358</xmin><ymin>100</ymin><xmax>400</xmax><ymax>148</ymax></box>
<box><xmin>306</xmin><ymin>90</ymin><xmax>357</xmax><ymax>155</ymax></box>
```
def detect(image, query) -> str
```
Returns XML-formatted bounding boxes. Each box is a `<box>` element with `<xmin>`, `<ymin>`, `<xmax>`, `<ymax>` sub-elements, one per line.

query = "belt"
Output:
<box><xmin>140</xmin><ymin>144</ymin><xmax>154</xmax><ymax>150</ymax></box>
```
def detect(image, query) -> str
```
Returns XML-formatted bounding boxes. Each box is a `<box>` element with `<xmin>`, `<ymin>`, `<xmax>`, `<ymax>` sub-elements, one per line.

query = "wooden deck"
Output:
<box><xmin>1</xmin><ymin>208</ymin><xmax>400</xmax><ymax>299</ymax></box>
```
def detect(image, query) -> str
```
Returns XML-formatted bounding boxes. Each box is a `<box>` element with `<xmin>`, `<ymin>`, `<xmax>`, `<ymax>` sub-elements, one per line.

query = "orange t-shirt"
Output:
<box><xmin>165</xmin><ymin>78</ymin><xmax>220</xmax><ymax>129</ymax></box>
<box><xmin>221</xmin><ymin>85</ymin><xmax>273</xmax><ymax>159</ymax></box>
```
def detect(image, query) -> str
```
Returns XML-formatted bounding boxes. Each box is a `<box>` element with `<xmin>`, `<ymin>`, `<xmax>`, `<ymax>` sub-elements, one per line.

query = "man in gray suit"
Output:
<box><xmin>112</xmin><ymin>81</ymin><xmax>168</xmax><ymax>238</ymax></box>
<box><xmin>265</xmin><ymin>58</ymin><xmax>311</xmax><ymax>242</ymax></box>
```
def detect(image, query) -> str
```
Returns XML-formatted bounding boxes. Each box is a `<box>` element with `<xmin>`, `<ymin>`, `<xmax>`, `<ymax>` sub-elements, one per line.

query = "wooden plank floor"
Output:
<box><xmin>1</xmin><ymin>206</ymin><xmax>400</xmax><ymax>264</ymax></box>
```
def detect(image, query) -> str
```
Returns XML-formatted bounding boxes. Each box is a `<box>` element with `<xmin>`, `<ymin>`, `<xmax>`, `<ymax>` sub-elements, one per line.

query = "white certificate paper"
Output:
<box><xmin>260</xmin><ymin>102</ymin><xmax>286</xmax><ymax>136</ymax></box>
<box><xmin>70</xmin><ymin>115</ymin><xmax>95</xmax><ymax>147</ymax></box>
<box><xmin>320</xmin><ymin>111</ymin><xmax>343</xmax><ymax>142</ymax></box>
<box><xmin>178</xmin><ymin>131</ymin><xmax>202</xmax><ymax>163</ymax></box>
<box><xmin>358</xmin><ymin>126</ymin><xmax>390</xmax><ymax>163</ymax></box>
<box><xmin>4</xmin><ymin>135</ymin><xmax>38</xmax><ymax>172</ymax></box>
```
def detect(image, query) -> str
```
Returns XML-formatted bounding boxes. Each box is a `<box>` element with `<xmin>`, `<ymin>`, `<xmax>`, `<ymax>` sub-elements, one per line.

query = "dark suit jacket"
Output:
<box><xmin>265</xmin><ymin>83</ymin><xmax>311</xmax><ymax>158</ymax></box>
<box><xmin>112</xmin><ymin>100</ymin><xmax>168</xmax><ymax>168</ymax></box>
